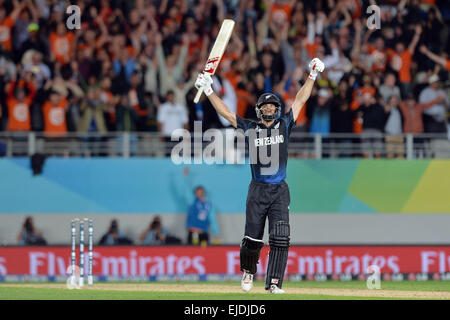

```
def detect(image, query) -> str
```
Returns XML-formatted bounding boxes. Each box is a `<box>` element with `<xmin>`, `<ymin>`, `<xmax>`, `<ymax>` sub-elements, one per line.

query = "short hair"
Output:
<box><xmin>194</xmin><ymin>185</ymin><xmax>205</xmax><ymax>193</ymax></box>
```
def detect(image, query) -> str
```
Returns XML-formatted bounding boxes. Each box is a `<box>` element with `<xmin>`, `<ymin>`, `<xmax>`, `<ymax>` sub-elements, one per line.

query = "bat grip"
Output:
<box><xmin>193</xmin><ymin>87</ymin><xmax>204</xmax><ymax>103</ymax></box>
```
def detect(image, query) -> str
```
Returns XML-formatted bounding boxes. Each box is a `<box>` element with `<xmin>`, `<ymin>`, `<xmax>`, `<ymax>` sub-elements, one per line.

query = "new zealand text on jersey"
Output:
<box><xmin>254</xmin><ymin>134</ymin><xmax>284</xmax><ymax>147</ymax></box>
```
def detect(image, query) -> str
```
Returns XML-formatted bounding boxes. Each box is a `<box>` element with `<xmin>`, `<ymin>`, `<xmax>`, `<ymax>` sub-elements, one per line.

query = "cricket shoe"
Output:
<box><xmin>267</xmin><ymin>284</ymin><xmax>285</xmax><ymax>294</ymax></box>
<box><xmin>241</xmin><ymin>270</ymin><xmax>254</xmax><ymax>292</ymax></box>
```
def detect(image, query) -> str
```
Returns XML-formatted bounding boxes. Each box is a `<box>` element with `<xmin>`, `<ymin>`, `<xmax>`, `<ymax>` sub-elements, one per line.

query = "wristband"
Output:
<box><xmin>308</xmin><ymin>71</ymin><xmax>318</xmax><ymax>81</ymax></box>
<box><xmin>204</xmin><ymin>86</ymin><xmax>213</xmax><ymax>96</ymax></box>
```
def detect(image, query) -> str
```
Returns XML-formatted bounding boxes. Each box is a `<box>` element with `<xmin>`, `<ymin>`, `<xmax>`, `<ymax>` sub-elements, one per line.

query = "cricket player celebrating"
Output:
<box><xmin>194</xmin><ymin>58</ymin><xmax>325</xmax><ymax>293</ymax></box>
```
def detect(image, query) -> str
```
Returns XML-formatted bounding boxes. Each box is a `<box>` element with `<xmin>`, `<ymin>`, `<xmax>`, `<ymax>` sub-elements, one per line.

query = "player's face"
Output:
<box><xmin>261</xmin><ymin>104</ymin><xmax>276</xmax><ymax>116</ymax></box>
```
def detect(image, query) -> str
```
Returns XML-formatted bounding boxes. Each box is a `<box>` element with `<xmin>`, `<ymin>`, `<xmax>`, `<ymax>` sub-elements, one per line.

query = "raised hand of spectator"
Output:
<box><xmin>415</xmin><ymin>24</ymin><xmax>422</xmax><ymax>35</ymax></box>
<box><xmin>419</xmin><ymin>45</ymin><xmax>428</xmax><ymax>54</ymax></box>
<box><xmin>43</xmin><ymin>79</ymin><xmax>53</xmax><ymax>91</ymax></box>
<box><xmin>13</xmin><ymin>0</ymin><xmax>23</xmax><ymax>9</ymax></box>
<box><xmin>181</xmin><ymin>33</ymin><xmax>190</xmax><ymax>46</ymax></box>
<box><xmin>24</xmin><ymin>0</ymin><xmax>37</xmax><ymax>19</ymax></box>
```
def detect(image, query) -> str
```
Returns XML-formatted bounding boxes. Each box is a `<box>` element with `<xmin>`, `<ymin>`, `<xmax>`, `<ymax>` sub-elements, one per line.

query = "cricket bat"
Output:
<box><xmin>194</xmin><ymin>19</ymin><xmax>235</xmax><ymax>103</ymax></box>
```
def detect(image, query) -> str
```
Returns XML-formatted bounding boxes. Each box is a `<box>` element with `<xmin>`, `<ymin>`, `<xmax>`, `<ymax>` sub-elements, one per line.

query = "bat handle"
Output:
<box><xmin>193</xmin><ymin>87</ymin><xmax>204</xmax><ymax>103</ymax></box>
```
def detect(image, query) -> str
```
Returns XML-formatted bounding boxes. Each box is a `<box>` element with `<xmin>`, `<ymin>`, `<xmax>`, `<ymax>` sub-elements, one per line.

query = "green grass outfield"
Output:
<box><xmin>0</xmin><ymin>281</ymin><xmax>450</xmax><ymax>300</ymax></box>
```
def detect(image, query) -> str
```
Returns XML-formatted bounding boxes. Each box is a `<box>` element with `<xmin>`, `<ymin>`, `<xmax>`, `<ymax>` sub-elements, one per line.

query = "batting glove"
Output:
<box><xmin>195</xmin><ymin>73</ymin><xmax>214</xmax><ymax>96</ymax></box>
<box><xmin>308</xmin><ymin>58</ymin><xmax>325</xmax><ymax>81</ymax></box>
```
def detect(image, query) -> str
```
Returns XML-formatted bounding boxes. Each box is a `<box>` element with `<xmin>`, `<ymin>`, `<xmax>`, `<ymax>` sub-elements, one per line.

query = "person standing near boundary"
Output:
<box><xmin>181</xmin><ymin>167</ymin><xmax>220</xmax><ymax>246</ymax></box>
<box><xmin>194</xmin><ymin>58</ymin><xmax>325</xmax><ymax>293</ymax></box>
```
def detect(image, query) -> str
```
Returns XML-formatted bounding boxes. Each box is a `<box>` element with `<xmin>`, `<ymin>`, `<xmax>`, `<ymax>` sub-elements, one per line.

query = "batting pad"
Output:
<box><xmin>265</xmin><ymin>221</ymin><xmax>290</xmax><ymax>289</ymax></box>
<box><xmin>240</xmin><ymin>237</ymin><xmax>264</xmax><ymax>275</ymax></box>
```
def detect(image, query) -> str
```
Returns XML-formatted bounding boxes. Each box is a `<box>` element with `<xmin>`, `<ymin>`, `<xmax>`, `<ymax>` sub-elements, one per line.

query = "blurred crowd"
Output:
<box><xmin>0</xmin><ymin>0</ymin><xmax>449</xmax><ymax>157</ymax></box>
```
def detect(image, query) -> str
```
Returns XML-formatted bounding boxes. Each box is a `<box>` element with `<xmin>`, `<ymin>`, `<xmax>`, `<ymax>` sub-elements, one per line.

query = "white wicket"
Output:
<box><xmin>71</xmin><ymin>218</ymin><xmax>94</xmax><ymax>287</ymax></box>
<box><xmin>88</xmin><ymin>219</ymin><xmax>94</xmax><ymax>286</ymax></box>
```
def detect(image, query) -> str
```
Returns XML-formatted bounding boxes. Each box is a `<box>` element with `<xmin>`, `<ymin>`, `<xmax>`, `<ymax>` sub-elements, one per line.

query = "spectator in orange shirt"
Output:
<box><xmin>390</xmin><ymin>25</ymin><xmax>422</xmax><ymax>99</ymax></box>
<box><xmin>369</xmin><ymin>37</ymin><xmax>389</xmax><ymax>73</ymax></box>
<box><xmin>49</xmin><ymin>22</ymin><xmax>75</xmax><ymax>65</ymax></box>
<box><xmin>220</xmin><ymin>36</ymin><xmax>243</xmax><ymax>75</ymax></box>
<box><xmin>398</xmin><ymin>94</ymin><xmax>445</xmax><ymax>135</ymax></box>
<box><xmin>0</xmin><ymin>0</ymin><xmax>23</xmax><ymax>52</ymax></box>
<box><xmin>420</xmin><ymin>45</ymin><xmax>450</xmax><ymax>71</ymax></box>
<box><xmin>42</xmin><ymin>90</ymin><xmax>68</xmax><ymax>135</ymax></box>
<box><xmin>6</xmin><ymin>73</ymin><xmax>36</xmax><ymax>131</ymax></box>
<box><xmin>353</xmin><ymin>75</ymin><xmax>376</xmax><ymax>100</ymax></box>
<box><xmin>343</xmin><ymin>0</ymin><xmax>362</xmax><ymax>19</ymax></box>
<box><xmin>350</xmin><ymin>91</ymin><xmax>364</xmax><ymax>134</ymax></box>
<box><xmin>397</xmin><ymin>94</ymin><xmax>445</xmax><ymax>155</ymax></box>
<box><xmin>225</xmin><ymin>60</ymin><xmax>241</xmax><ymax>91</ymax></box>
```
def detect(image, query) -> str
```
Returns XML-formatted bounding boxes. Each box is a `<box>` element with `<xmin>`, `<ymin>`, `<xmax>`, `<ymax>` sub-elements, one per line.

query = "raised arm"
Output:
<box><xmin>417</xmin><ymin>95</ymin><xmax>446</xmax><ymax>111</ymax></box>
<box><xmin>194</xmin><ymin>73</ymin><xmax>237</xmax><ymax>128</ymax></box>
<box><xmin>351</xmin><ymin>19</ymin><xmax>362</xmax><ymax>59</ymax></box>
<box><xmin>10</xmin><ymin>0</ymin><xmax>25</xmax><ymax>22</ymax></box>
<box><xmin>408</xmin><ymin>25</ymin><xmax>422</xmax><ymax>54</ymax></box>
<box><xmin>291</xmin><ymin>58</ymin><xmax>325</xmax><ymax>121</ymax></box>
<box><xmin>420</xmin><ymin>45</ymin><xmax>448</xmax><ymax>67</ymax></box>
<box><xmin>173</xmin><ymin>34</ymin><xmax>189</xmax><ymax>81</ymax></box>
